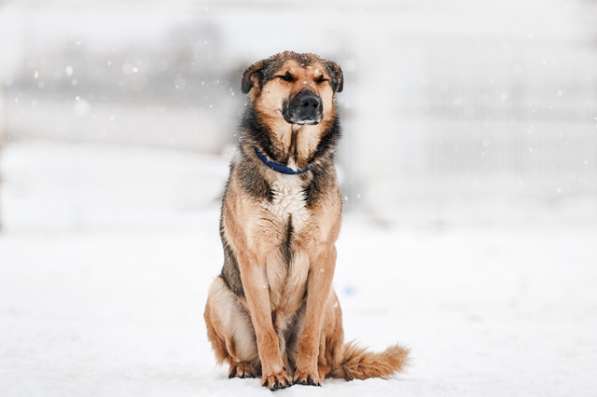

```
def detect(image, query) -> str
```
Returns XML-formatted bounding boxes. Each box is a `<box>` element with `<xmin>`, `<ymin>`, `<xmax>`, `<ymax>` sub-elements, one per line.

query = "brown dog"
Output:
<box><xmin>204</xmin><ymin>51</ymin><xmax>408</xmax><ymax>390</ymax></box>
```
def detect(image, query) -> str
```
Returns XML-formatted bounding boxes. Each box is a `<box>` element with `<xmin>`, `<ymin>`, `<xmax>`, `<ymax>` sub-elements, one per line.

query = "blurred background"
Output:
<box><xmin>1</xmin><ymin>1</ymin><xmax>597</xmax><ymax>396</ymax></box>
<box><xmin>1</xmin><ymin>0</ymin><xmax>596</xmax><ymax>231</ymax></box>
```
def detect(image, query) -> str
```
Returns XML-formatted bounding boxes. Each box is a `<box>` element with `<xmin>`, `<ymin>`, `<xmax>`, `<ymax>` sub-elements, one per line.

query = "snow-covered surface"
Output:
<box><xmin>2</xmin><ymin>218</ymin><xmax>597</xmax><ymax>396</ymax></box>
<box><xmin>1</xmin><ymin>142</ymin><xmax>597</xmax><ymax>396</ymax></box>
<box><xmin>0</xmin><ymin>142</ymin><xmax>228</xmax><ymax>231</ymax></box>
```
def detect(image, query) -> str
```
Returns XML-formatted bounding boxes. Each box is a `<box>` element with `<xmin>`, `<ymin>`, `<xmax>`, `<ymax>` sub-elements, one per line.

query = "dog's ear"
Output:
<box><xmin>326</xmin><ymin>61</ymin><xmax>344</xmax><ymax>93</ymax></box>
<box><xmin>241</xmin><ymin>59</ymin><xmax>267</xmax><ymax>94</ymax></box>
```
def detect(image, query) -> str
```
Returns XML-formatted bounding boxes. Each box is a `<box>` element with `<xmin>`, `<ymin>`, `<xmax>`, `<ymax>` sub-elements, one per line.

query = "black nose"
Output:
<box><xmin>300</xmin><ymin>95</ymin><xmax>321</xmax><ymax>111</ymax></box>
<box><xmin>286</xmin><ymin>90</ymin><xmax>322</xmax><ymax>124</ymax></box>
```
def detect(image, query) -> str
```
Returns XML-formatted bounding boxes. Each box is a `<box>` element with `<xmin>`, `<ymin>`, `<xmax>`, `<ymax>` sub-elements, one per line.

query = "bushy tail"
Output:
<box><xmin>331</xmin><ymin>342</ymin><xmax>409</xmax><ymax>380</ymax></box>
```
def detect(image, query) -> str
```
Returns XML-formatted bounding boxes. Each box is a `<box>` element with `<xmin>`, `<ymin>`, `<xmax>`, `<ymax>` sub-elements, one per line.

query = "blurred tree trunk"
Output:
<box><xmin>0</xmin><ymin>88</ymin><xmax>4</xmax><ymax>233</ymax></box>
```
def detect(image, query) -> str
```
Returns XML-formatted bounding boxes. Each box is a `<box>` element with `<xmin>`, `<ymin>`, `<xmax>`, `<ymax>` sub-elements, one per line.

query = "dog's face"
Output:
<box><xmin>241</xmin><ymin>52</ymin><xmax>343</xmax><ymax>127</ymax></box>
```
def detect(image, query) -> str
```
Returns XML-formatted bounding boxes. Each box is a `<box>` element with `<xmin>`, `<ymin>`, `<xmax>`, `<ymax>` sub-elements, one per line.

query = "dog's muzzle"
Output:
<box><xmin>283</xmin><ymin>90</ymin><xmax>322</xmax><ymax>125</ymax></box>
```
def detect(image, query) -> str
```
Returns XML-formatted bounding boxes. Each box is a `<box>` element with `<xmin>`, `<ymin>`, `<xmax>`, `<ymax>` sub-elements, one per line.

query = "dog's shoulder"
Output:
<box><xmin>231</xmin><ymin>153</ymin><xmax>274</xmax><ymax>203</ymax></box>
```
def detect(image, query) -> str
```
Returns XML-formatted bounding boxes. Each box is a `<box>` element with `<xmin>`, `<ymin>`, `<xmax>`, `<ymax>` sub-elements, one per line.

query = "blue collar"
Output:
<box><xmin>254</xmin><ymin>147</ymin><xmax>310</xmax><ymax>175</ymax></box>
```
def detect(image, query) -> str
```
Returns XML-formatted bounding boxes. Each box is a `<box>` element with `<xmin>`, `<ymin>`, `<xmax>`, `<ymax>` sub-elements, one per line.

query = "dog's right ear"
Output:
<box><xmin>325</xmin><ymin>61</ymin><xmax>344</xmax><ymax>93</ymax></box>
<box><xmin>241</xmin><ymin>59</ymin><xmax>267</xmax><ymax>94</ymax></box>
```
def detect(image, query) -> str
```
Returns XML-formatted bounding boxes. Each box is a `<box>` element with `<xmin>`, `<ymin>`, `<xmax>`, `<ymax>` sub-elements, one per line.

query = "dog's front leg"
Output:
<box><xmin>294</xmin><ymin>244</ymin><xmax>337</xmax><ymax>386</ymax></box>
<box><xmin>237</xmin><ymin>254</ymin><xmax>291</xmax><ymax>390</ymax></box>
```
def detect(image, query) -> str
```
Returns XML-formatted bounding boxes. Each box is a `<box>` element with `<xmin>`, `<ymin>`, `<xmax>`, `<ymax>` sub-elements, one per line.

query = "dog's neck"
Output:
<box><xmin>240</xmin><ymin>104</ymin><xmax>340</xmax><ymax>181</ymax></box>
<box><xmin>254</xmin><ymin>146</ymin><xmax>311</xmax><ymax>175</ymax></box>
<box><xmin>259</xmin><ymin>122</ymin><xmax>320</xmax><ymax>170</ymax></box>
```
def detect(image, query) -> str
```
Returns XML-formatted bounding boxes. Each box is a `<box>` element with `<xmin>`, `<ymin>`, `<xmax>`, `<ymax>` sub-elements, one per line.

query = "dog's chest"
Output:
<box><xmin>260</xmin><ymin>176</ymin><xmax>312</xmax><ymax>316</ymax></box>
<box><xmin>263</xmin><ymin>176</ymin><xmax>309</xmax><ymax>231</ymax></box>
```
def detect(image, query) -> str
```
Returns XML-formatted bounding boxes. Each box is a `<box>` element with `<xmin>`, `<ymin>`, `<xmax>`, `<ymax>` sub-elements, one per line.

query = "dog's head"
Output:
<box><xmin>241</xmin><ymin>51</ymin><xmax>343</xmax><ymax>127</ymax></box>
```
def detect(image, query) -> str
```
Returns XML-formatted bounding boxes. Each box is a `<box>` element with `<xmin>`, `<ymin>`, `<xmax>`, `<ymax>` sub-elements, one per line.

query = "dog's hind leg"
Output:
<box><xmin>287</xmin><ymin>291</ymin><xmax>344</xmax><ymax>381</ymax></box>
<box><xmin>204</xmin><ymin>276</ymin><xmax>261</xmax><ymax>378</ymax></box>
<box><xmin>318</xmin><ymin>291</ymin><xmax>345</xmax><ymax>380</ymax></box>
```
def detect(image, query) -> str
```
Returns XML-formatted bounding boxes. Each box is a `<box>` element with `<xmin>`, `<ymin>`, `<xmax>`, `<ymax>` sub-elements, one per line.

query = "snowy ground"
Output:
<box><xmin>1</xmin><ymin>143</ymin><xmax>597</xmax><ymax>396</ymax></box>
<box><xmin>2</xmin><ymin>222</ymin><xmax>597</xmax><ymax>396</ymax></box>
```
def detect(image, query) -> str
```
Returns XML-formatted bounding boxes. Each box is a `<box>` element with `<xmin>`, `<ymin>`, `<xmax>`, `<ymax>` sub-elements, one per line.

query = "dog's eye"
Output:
<box><xmin>315</xmin><ymin>76</ymin><xmax>329</xmax><ymax>84</ymax></box>
<box><xmin>278</xmin><ymin>72</ymin><xmax>295</xmax><ymax>82</ymax></box>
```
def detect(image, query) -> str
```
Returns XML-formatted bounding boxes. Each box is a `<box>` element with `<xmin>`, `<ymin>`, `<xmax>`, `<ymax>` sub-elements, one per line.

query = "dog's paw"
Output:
<box><xmin>228</xmin><ymin>361</ymin><xmax>259</xmax><ymax>379</ymax></box>
<box><xmin>293</xmin><ymin>368</ymin><xmax>321</xmax><ymax>387</ymax></box>
<box><xmin>262</xmin><ymin>369</ymin><xmax>292</xmax><ymax>391</ymax></box>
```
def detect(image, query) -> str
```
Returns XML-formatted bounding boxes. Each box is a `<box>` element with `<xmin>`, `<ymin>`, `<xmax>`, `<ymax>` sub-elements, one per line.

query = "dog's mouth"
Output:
<box><xmin>286</xmin><ymin>116</ymin><xmax>321</xmax><ymax>126</ymax></box>
<box><xmin>281</xmin><ymin>102</ymin><xmax>322</xmax><ymax>126</ymax></box>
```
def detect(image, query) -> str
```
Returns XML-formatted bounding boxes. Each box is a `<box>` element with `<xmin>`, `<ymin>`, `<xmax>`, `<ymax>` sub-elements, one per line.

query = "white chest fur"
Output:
<box><xmin>261</xmin><ymin>175</ymin><xmax>311</xmax><ymax>317</ymax></box>
<box><xmin>262</xmin><ymin>175</ymin><xmax>309</xmax><ymax>232</ymax></box>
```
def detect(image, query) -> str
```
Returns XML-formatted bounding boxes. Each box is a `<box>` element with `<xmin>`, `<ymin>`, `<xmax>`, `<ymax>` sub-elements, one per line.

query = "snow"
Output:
<box><xmin>2</xmin><ymin>218</ymin><xmax>596</xmax><ymax>396</ymax></box>
<box><xmin>1</xmin><ymin>143</ymin><xmax>597</xmax><ymax>396</ymax></box>
<box><xmin>0</xmin><ymin>142</ymin><xmax>227</xmax><ymax>231</ymax></box>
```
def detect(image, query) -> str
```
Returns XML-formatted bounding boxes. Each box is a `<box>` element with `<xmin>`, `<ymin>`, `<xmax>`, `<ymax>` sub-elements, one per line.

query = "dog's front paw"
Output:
<box><xmin>261</xmin><ymin>368</ymin><xmax>292</xmax><ymax>391</ymax></box>
<box><xmin>293</xmin><ymin>368</ymin><xmax>321</xmax><ymax>387</ymax></box>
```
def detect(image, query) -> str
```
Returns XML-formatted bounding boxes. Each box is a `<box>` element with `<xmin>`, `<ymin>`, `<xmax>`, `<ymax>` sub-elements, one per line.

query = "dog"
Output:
<box><xmin>204</xmin><ymin>51</ymin><xmax>408</xmax><ymax>390</ymax></box>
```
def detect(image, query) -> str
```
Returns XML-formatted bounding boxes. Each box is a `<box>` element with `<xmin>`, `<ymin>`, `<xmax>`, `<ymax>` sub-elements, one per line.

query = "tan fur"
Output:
<box><xmin>204</xmin><ymin>52</ymin><xmax>409</xmax><ymax>390</ymax></box>
<box><xmin>331</xmin><ymin>343</ymin><xmax>410</xmax><ymax>380</ymax></box>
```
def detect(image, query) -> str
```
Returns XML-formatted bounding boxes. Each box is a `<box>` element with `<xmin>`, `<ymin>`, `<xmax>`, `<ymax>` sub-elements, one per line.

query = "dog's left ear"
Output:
<box><xmin>241</xmin><ymin>59</ymin><xmax>267</xmax><ymax>94</ymax></box>
<box><xmin>326</xmin><ymin>61</ymin><xmax>344</xmax><ymax>93</ymax></box>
